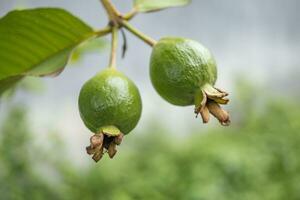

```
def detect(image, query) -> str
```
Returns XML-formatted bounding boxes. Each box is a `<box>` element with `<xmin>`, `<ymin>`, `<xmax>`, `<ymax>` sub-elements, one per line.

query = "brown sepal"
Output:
<box><xmin>195</xmin><ymin>86</ymin><xmax>231</xmax><ymax>126</ymax></box>
<box><xmin>207</xmin><ymin>101</ymin><xmax>231</xmax><ymax>126</ymax></box>
<box><xmin>86</xmin><ymin>132</ymin><xmax>124</xmax><ymax>163</ymax></box>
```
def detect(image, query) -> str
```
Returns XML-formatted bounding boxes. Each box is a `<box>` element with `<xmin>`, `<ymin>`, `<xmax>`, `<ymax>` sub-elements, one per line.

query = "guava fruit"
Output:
<box><xmin>150</xmin><ymin>37</ymin><xmax>230</xmax><ymax>125</ymax></box>
<box><xmin>78</xmin><ymin>68</ymin><xmax>142</xmax><ymax>162</ymax></box>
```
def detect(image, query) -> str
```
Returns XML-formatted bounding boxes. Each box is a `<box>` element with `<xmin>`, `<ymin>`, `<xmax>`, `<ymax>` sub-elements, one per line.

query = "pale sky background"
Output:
<box><xmin>0</xmin><ymin>0</ymin><xmax>299</xmax><ymax>164</ymax></box>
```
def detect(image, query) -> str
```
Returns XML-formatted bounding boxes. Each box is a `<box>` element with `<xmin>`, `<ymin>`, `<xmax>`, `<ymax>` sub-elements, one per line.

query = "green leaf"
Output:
<box><xmin>134</xmin><ymin>0</ymin><xmax>191</xmax><ymax>12</ymax></box>
<box><xmin>0</xmin><ymin>8</ymin><xmax>96</xmax><ymax>94</ymax></box>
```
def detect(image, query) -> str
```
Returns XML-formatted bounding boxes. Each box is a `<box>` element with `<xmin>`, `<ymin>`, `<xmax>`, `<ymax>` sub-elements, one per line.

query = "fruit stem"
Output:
<box><xmin>120</xmin><ymin>20</ymin><xmax>157</xmax><ymax>47</ymax></box>
<box><xmin>99</xmin><ymin>0</ymin><xmax>156</xmax><ymax>47</ymax></box>
<box><xmin>109</xmin><ymin>26</ymin><xmax>118</xmax><ymax>69</ymax></box>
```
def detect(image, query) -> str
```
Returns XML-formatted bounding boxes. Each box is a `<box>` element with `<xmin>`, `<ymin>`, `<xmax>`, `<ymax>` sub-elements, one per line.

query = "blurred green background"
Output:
<box><xmin>1</xmin><ymin>82</ymin><xmax>300</xmax><ymax>200</ymax></box>
<box><xmin>1</xmin><ymin>0</ymin><xmax>300</xmax><ymax>199</ymax></box>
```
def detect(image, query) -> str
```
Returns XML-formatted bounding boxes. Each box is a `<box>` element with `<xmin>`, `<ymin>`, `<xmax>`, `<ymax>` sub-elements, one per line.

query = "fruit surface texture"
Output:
<box><xmin>78</xmin><ymin>68</ymin><xmax>142</xmax><ymax>134</ymax></box>
<box><xmin>150</xmin><ymin>37</ymin><xmax>217</xmax><ymax>106</ymax></box>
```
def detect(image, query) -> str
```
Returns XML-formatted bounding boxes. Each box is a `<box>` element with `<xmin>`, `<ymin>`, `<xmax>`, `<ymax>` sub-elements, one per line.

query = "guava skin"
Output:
<box><xmin>78</xmin><ymin>68</ymin><xmax>142</xmax><ymax>135</ymax></box>
<box><xmin>150</xmin><ymin>37</ymin><xmax>230</xmax><ymax>126</ymax></box>
<box><xmin>150</xmin><ymin>37</ymin><xmax>217</xmax><ymax>106</ymax></box>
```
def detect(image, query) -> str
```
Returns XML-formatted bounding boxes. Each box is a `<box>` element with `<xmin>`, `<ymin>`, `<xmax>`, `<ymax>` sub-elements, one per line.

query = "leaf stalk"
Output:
<box><xmin>95</xmin><ymin>26</ymin><xmax>112</xmax><ymax>37</ymax></box>
<box><xmin>120</xmin><ymin>20</ymin><xmax>157</xmax><ymax>47</ymax></box>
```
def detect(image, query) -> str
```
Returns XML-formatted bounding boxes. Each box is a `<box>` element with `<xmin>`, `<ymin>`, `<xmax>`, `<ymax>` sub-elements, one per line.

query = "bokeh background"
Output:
<box><xmin>0</xmin><ymin>0</ymin><xmax>300</xmax><ymax>199</ymax></box>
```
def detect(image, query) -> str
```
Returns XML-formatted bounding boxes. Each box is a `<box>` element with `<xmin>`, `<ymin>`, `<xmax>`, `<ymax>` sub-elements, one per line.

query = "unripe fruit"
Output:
<box><xmin>79</xmin><ymin>68</ymin><xmax>142</xmax><ymax>162</ymax></box>
<box><xmin>150</xmin><ymin>37</ymin><xmax>230</xmax><ymax>125</ymax></box>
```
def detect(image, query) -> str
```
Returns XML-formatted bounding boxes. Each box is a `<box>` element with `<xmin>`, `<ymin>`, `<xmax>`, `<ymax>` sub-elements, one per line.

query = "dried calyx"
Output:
<box><xmin>86</xmin><ymin>126</ymin><xmax>124</xmax><ymax>162</ymax></box>
<box><xmin>194</xmin><ymin>84</ymin><xmax>230</xmax><ymax>126</ymax></box>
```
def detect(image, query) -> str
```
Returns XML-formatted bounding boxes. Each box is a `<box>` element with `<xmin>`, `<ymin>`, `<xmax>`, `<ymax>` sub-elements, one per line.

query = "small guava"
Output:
<box><xmin>150</xmin><ymin>37</ymin><xmax>230</xmax><ymax>125</ymax></box>
<box><xmin>78</xmin><ymin>68</ymin><xmax>142</xmax><ymax>162</ymax></box>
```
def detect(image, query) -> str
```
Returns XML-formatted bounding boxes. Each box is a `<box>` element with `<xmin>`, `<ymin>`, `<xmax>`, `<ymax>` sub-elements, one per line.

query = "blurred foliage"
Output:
<box><xmin>0</xmin><ymin>85</ymin><xmax>300</xmax><ymax>200</ymax></box>
<box><xmin>70</xmin><ymin>38</ymin><xmax>108</xmax><ymax>63</ymax></box>
<box><xmin>0</xmin><ymin>77</ymin><xmax>44</xmax><ymax>100</ymax></box>
<box><xmin>0</xmin><ymin>106</ymin><xmax>60</xmax><ymax>199</ymax></box>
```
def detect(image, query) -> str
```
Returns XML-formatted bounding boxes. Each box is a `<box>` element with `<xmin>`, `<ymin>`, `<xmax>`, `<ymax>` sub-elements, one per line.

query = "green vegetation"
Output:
<box><xmin>0</xmin><ymin>0</ymin><xmax>192</xmax><ymax>95</ymax></box>
<box><xmin>0</xmin><ymin>1</ymin><xmax>231</xmax><ymax>165</ymax></box>
<box><xmin>0</xmin><ymin>8</ymin><xmax>96</xmax><ymax>92</ymax></box>
<box><xmin>1</xmin><ymin>85</ymin><xmax>299</xmax><ymax>200</ymax></box>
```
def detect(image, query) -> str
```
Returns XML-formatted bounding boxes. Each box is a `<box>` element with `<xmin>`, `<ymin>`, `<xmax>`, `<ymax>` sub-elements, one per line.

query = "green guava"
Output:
<box><xmin>78</xmin><ymin>68</ymin><xmax>142</xmax><ymax>162</ymax></box>
<box><xmin>150</xmin><ymin>37</ymin><xmax>230</xmax><ymax>125</ymax></box>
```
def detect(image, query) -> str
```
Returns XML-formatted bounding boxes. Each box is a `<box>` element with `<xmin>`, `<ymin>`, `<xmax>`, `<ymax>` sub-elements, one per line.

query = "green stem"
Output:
<box><xmin>109</xmin><ymin>27</ymin><xmax>118</xmax><ymax>68</ymax></box>
<box><xmin>95</xmin><ymin>26</ymin><xmax>112</xmax><ymax>38</ymax></box>
<box><xmin>122</xmin><ymin>8</ymin><xmax>138</xmax><ymax>21</ymax></box>
<box><xmin>100</xmin><ymin>0</ymin><xmax>121</xmax><ymax>22</ymax></box>
<box><xmin>120</xmin><ymin>20</ymin><xmax>157</xmax><ymax>47</ymax></box>
<box><xmin>99</xmin><ymin>0</ymin><xmax>156</xmax><ymax>47</ymax></box>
